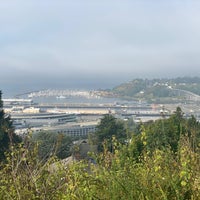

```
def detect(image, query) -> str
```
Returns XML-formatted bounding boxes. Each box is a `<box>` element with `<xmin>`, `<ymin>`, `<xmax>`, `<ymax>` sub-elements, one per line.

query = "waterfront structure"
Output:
<box><xmin>3</xmin><ymin>98</ymin><xmax>33</xmax><ymax>106</ymax></box>
<box><xmin>12</xmin><ymin>113</ymin><xmax>77</xmax><ymax>129</ymax></box>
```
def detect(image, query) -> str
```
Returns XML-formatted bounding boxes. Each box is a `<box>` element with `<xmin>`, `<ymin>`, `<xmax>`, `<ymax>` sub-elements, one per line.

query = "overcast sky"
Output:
<box><xmin>1</xmin><ymin>1</ymin><xmax>200</xmax><ymax>96</ymax></box>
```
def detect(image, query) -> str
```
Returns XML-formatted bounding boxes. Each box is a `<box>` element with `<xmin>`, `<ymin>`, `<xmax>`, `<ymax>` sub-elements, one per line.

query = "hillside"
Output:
<box><xmin>111</xmin><ymin>77</ymin><xmax>200</xmax><ymax>103</ymax></box>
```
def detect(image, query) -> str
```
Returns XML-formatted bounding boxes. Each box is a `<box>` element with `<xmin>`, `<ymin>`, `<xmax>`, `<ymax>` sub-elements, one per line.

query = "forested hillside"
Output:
<box><xmin>112</xmin><ymin>77</ymin><xmax>200</xmax><ymax>103</ymax></box>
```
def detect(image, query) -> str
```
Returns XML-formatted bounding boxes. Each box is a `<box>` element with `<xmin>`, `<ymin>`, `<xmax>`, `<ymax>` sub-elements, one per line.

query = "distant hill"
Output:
<box><xmin>111</xmin><ymin>77</ymin><xmax>200</xmax><ymax>103</ymax></box>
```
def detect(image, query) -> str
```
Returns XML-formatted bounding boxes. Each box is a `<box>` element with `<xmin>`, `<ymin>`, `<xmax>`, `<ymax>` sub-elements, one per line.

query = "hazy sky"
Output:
<box><xmin>1</xmin><ymin>1</ymin><xmax>200</xmax><ymax>96</ymax></box>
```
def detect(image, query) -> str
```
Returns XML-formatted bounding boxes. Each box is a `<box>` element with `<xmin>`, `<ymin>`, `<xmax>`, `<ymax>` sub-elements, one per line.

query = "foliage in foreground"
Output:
<box><xmin>0</xmin><ymin>134</ymin><xmax>199</xmax><ymax>200</ymax></box>
<box><xmin>0</xmin><ymin>107</ymin><xmax>200</xmax><ymax>199</ymax></box>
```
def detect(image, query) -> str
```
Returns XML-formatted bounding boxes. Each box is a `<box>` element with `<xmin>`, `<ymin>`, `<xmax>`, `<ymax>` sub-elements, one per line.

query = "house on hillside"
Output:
<box><xmin>72</xmin><ymin>139</ymin><xmax>97</xmax><ymax>162</ymax></box>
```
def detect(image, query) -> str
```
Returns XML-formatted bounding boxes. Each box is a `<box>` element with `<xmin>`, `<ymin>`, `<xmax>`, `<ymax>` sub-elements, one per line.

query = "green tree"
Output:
<box><xmin>142</xmin><ymin>107</ymin><xmax>200</xmax><ymax>153</ymax></box>
<box><xmin>31</xmin><ymin>131</ymin><xmax>73</xmax><ymax>160</ymax></box>
<box><xmin>95</xmin><ymin>114</ymin><xmax>126</xmax><ymax>152</ymax></box>
<box><xmin>0</xmin><ymin>91</ymin><xmax>21</xmax><ymax>161</ymax></box>
<box><xmin>185</xmin><ymin>115</ymin><xmax>200</xmax><ymax>152</ymax></box>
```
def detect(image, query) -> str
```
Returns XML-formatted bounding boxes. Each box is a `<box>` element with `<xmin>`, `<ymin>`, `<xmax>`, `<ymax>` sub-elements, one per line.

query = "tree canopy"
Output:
<box><xmin>0</xmin><ymin>91</ymin><xmax>21</xmax><ymax>161</ymax></box>
<box><xmin>139</xmin><ymin>107</ymin><xmax>200</xmax><ymax>153</ymax></box>
<box><xmin>95</xmin><ymin>114</ymin><xmax>126</xmax><ymax>151</ymax></box>
<box><xmin>31</xmin><ymin>131</ymin><xmax>73</xmax><ymax>160</ymax></box>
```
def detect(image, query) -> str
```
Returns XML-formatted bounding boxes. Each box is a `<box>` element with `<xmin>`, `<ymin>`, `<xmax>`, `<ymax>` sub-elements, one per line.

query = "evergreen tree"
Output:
<box><xmin>141</xmin><ymin>107</ymin><xmax>200</xmax><ymax>153</ymax></box>
<box><xmin>95</xmin><ymin>114</ymin><xmax>126</xmax><ymax>152</ymax></box>
<box><xmin>0</xmin><ymin>91</ymin><xmax>21</xmax><ymax>161</ymax></box>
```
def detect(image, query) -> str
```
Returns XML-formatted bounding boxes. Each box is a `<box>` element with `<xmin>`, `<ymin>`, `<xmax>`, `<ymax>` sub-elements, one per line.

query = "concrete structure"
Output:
<box><xmin>3</xmin><ymin>98</ymin><xmax>33</xmax><ymax>106</ymax></box>
<box><xmin>12</xmin><ymin>113</ymin><xmax>77</xmax><ymax>129</ymax></box>
<box><xmin>42</xmin><ymin>122</ymin><xmax>98</xmax><ymax>137</ymax></box>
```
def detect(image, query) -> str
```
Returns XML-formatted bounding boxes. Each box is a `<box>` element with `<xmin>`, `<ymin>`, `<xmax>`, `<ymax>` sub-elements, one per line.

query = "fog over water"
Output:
<box><xmin>1</xmin><ymin>1</ymin><xmax>200</xmax><ymax>97</ymax></box>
